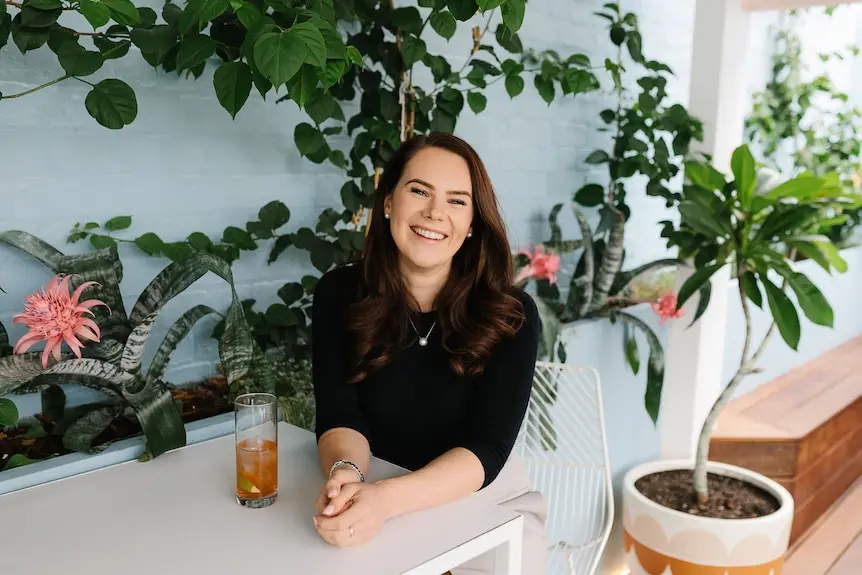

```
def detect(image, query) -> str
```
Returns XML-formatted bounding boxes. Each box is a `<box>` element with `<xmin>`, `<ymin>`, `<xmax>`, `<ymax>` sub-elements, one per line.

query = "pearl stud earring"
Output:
<box><xmin>384</xmin><ymin>212</ymin><xmax>390</xmax><ymax>219</ymax></box>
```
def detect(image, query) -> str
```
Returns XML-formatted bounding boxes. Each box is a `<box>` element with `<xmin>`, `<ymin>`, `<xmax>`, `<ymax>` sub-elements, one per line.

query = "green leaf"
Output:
<box><xmin>740</xmin><ymin>271</ymin><xmax>762</xmax><ymax>308</ymax></box>
<box><xmin>78</xmin><ymin>0</ymin><xmax>112</xmax><ymax>29</ymax></box>
<box><xmin>685</xmin><ymin>161</ymin><xmax>726</xmax><ymax>191</ymax></box>
<box><xmin>213</xmin><ymin>61</ymin><xmax>252</xmax><ymax>119</ymax></box>
<box><xmin>0</xmin><ymin>230</ymin><xmax>64</xmax><ymax>270</ymax></box>
<box><xmin>294</xmin><ymin>122</ymin><xmax>326</xmax><ymax>156</ymax></box>
<box><xmin>134</xmin><ymin>232</ymin><xmax>164</xmax><ymax>255</ymax></box>
<box><xmin>787</xmin><ymin>272</ymin><xmax>833</xmax><ymax>327</ymax></box>
<box><xmin>467</xmin><ymin>92</ymin><xmax>486</xmax><ymax>114</ymax></box>
<box><xmin>292</xmin><ymin>21</ymin><xmax>326</xmax><ymax>67</ymax></box>
<box><xmin>623</xmin><ymin>323</ymin><xmax>639</xmax><ymax>375</ymax></box>
<box><xmin>99</xmin><ymin>0</ymin><xmax>139</xmax><ymax>26</ymax></box>
<box><xmin>585</xmin><ymin>150</ymin><xmax>609</xmax><ymax>164</ymax></box>
<box><xmin>574</xmin><ymin>183</ymin><xmax>604</xmax><ymax>207</ymax></box>
<box><xmin>533</xmin><ymin>296</ymin><xmax>560</xmax><ymax>360</ymax></box>
<box><xmin>254</xmin><ymin>30</ymin><xmax>306</xmax><ymax>87</ymax></box>
<box><xmin>147</xmin><ymin>305</ymin><xmax>218</xmax><ymax>383</ymax></box>
<box><xmin>222</xmin><ymin>226</ymin><xmax>256</xmax><ymax>249</ymax></box>
<box><xmin>4</xmin><ymin>454</ymin><xmax>41</xmax><ymax>470</ymax></box>
<box><xmin>447</xmin><ymin>0</ymin><xmax>477</xmax><ymax>21</ymax></box>
<box><xmin>430</xmin><ymin>10</ymin><xmax>456</xmax><ymax>40</ymax></box>
<box><xmin>731</xmin><ymin>145</ymin><xmax>756</xmax><ymax>209</ymax></box>
<box><xmin>176</xmin><ymin>34</ymin><xmax>215</xmax><ymax>70</ymax></box>
<box><xmin>0</xmin><ymin>14</ymin><xmax>10</xmax><ymax>50</ymax></box>
<box><xmin>0</xmin><ymin>397</ymin><xmax>18</xmax><ymax>427</ymax></box>
<box><xmin>762</xmin><ymin>277</ymin><xmax>800</xmax><ymax>350</ymax></box>
<box><xmin>610</xmin><ymin>258</ymin><xmax>681</xmax><ymax>296</ymax></box>
<box><xmin>104</xmin><ymin>215</ymin><xmax>132</xmax><ymax>231</ymax></box>
<box><xmin>259</xmin><ymin>200</ymin><xmax>290</xmax><ymax>229</ymax></box>
<box><xmin>618</xmin><ymin>312</ymin><xmax>664</xmax><ymax>424</ymax></box>
<box><xmin>392</xmin><ymin>6</ymin><xmax>423</xmax><ymax>34</ymax></box>
<box><xmin>401</xmin><ymin>35</ymin><xmax>426</xmax><ymax>67</ymax></box>
<box><xmin>678</xmin><ymin>200</ymin><xmax>728</xmax><ymax>238</ymax></box>
<box><xmin>129</xmin><ymin>24</ymin><xmax>176</xmax><ymax>59</ymax></box>
<box><xmin>765</xmin><ymin>174</ymin><xmax>824</xmax><ymax>201</ymax></box>
<box><xmin>533</xmin><ymin>75</ymin><xmax>554</xmax><ymax>104</ymax></box>
<box><xmin>501</xmin><ymin>0</ymin><xmax>525</xmax><ymax>33</ymax></box>
<box><xmin>11</xmin><ymin>14</ymin><xmax>49</xmax><ymax>53</ymax></box>
<box><xmin>24</xmin><ymin>0</ymin><xmax>61</xmax><ymax>9</ymax></box>
<box><xmin>688</xmin><ymin>280</ymin><xmax>712</xmax><ymax>328</ymax></box>
<box><xmin>128</xmin><ymin>252</ymin><xmax>253</xmax><ymax>385</ymax></box>
<box><xmin>235</xmin><ymin>3</ymin><xmax>262</xmax><ymax>30</ymax></box>
<box><xmin>62</xmin><ymin>404</ymin><xmax>121</xmax><ymax>452</ymax></box>
<box><xmin>123</xmin><ymin>377</ymin><xmax>186</xmax><ymax>458</ymax></box>
<box><xmin>41</xmin><ymin>384</ymin><xmax>66</xmax><ymax>422</ymax></box>
<box><xmin>345</xmin><ymin>45</ymin><xmax>363</xmax><ymax>67</ymax></box>
<box><xmin>121</xmin><ymin>312</ymin><xmax>158</xmax><ymax>374</ymax></box>
<box><xmin>504</xmin><ymin>74</ymin><xmax>524</xmax><ymax>98</ymax></box>
<box><xmin>85</xmin><ymin>79</ymin><xmax>137</xmax><ymax>130</ymax></box>
<box><xmin>24</xmin><ymin>420</ymin><xmax>46</xmax><ymax>438</ymax></box>
<box><xmin>89</xmin><ymin>234</ymin><xmax>117</xmax><ymax>250</ymax></box>
<box><xmin>676</xmin><ymin>263</ymin><xmax>721</xmax><ymax>310</ymax></box>
<box><xmin>288</xmin><ymin>63</ymin><xmax>318</xmax><ymax>108</ymax></box>
<box><xmin>787</xmin><ymin>236</ymin><xmax>848</xmax><ymax>274</ymax></box>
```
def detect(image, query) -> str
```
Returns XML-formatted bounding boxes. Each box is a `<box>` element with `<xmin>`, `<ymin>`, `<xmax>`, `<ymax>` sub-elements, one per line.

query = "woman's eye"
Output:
<box><xmin>410</xmin><ymin>187</ymin><xmax>428</xmax><ymax>196</ymax></box>
<box><xmin>449</xmin><ymin>199</ymin><xmax>467</xmax><ymax>206</ymax></box>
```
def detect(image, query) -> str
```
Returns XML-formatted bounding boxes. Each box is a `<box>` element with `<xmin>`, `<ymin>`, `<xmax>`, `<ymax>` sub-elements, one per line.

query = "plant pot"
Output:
<box><xmin>622</xmin><ymin>459</ymin><xmax>793</xmax><ymax>575</ymax></box>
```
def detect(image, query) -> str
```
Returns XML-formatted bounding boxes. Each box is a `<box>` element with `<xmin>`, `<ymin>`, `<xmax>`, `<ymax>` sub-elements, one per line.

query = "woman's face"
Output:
<box><xmin>384</xmin><ymin>147</ymin><xmax>475</xmax><ymax>274</ymax></box>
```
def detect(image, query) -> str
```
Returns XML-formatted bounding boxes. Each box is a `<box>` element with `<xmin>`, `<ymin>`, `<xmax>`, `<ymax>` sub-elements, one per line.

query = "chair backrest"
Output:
<box><xmin>512</xmin><ymin>361</ymin><xmax>614</xmax><ymax>575</ymax></box>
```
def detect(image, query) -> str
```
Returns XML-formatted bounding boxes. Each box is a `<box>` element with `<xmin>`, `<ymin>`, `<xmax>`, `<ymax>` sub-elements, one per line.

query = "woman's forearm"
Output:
<box><xmin>375</xmin><ymin>447</ymin><xmax>484</xmax><ymax>520</ymax></box>
<box><xmin>317</xmin><ymin>427</ymin><xmax>371</xmax><ymax>478</ymax></box>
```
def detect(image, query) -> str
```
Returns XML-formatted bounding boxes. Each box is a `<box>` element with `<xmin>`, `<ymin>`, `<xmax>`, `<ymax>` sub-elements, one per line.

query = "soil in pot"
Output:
<box><xmin>635</xmin><ymin>469</ymin><xmax>781</xmax><ymax>519</ymax></box>
<box><xmin>0</xmin><ymin>377</ymin><xmax>232</xmax><ymax>471</ymax></box>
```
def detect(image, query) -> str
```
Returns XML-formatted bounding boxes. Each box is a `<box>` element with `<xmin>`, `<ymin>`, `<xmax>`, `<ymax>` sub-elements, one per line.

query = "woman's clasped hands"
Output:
<box><xmin>313</xmin><ymin>466</ymin><xmax>390</xmax><ymax>547</ymax></box>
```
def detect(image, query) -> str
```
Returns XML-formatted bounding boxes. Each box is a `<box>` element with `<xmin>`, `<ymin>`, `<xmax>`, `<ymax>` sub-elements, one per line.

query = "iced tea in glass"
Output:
<box><xmin>234</xmin><ymin>392</ymin><xmax>278</xmax><ymax>508</ymax></box>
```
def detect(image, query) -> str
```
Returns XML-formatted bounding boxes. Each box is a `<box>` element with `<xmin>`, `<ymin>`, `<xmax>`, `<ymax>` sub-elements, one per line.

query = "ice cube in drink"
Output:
<box><xmin>235</xmin><ymin>437</ymin><xmax>278</xmax><ymax>508</ymax></box>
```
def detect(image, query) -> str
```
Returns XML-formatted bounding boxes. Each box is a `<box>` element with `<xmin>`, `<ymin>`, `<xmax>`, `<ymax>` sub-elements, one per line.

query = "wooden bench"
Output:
<box><xmin>710</xmin><ymin>336</ymin><xmax>862</xmax><ymax>544</ymax></box>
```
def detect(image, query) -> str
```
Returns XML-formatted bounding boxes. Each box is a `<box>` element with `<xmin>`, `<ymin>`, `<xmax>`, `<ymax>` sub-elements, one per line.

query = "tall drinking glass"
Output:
<box><xmin>234</xmin><ymin>393</ymin><xmax>278</xmax><ymax>508</ymax></box>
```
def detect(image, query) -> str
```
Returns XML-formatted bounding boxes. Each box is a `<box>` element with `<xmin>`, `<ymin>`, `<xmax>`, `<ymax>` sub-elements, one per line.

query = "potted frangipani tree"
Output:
<box><xmin>622</xmin><ymin>144</ymin><xmax>862</xmax><ymax>574</ymax></box>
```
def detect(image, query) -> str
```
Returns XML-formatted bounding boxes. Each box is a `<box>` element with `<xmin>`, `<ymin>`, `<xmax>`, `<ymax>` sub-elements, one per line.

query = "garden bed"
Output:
<box><xmin>1</xmin><ymin>376</ymin><xmax>233</xmax><ymax>473</ymax></box>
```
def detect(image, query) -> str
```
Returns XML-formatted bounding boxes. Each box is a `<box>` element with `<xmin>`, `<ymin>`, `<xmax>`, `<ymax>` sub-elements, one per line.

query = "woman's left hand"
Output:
<box><xmin>313</xmin><ymin>482</ymin><xmax>389</xmax><ymax>547</ymax></box>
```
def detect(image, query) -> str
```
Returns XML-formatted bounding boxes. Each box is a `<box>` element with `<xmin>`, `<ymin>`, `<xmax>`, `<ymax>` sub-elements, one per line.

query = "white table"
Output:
<box><xmin>1</xmin><ymin>422</ymin><xmax>523</xmax><ymax>575</ymax></box>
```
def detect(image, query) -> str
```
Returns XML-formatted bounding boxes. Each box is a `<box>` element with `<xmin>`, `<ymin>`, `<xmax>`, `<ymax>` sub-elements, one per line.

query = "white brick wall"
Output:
<box><xmin>0</xmin><ymin>0</ymin><xmax>696</xmax><ymax>384</ymax></box>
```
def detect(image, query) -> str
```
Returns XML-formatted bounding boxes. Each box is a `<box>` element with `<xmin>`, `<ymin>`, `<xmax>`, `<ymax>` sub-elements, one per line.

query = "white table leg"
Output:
<box><xmin>493</xmin><ymin>518</ymin><xmax>523</xmax><ymax>575</ymax></box>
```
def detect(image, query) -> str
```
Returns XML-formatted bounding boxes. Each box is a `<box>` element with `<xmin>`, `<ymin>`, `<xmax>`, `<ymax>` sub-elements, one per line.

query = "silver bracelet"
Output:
<box><xmin>329</xmin><ymin>459</ymin><xmax>365</xmax><ymax>483</ymax></box>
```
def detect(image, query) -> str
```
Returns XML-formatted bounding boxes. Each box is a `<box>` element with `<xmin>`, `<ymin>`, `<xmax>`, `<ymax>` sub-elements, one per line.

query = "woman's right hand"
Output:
<box><xmin>315</xmin><ymin>466</ymin><xmax>363</xmax><ymax>517</ymax></box>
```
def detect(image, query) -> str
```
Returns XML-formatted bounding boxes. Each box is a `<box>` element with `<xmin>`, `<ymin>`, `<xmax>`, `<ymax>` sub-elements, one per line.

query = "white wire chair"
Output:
<box><xmin>512</xmin><ymin>361</ymin><xmax>614</xmax><ymax>575</ymax></box>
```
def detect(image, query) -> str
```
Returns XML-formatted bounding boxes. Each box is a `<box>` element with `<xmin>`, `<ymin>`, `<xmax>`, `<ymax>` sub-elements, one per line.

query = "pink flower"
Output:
<box><xmin>651</xmin><ymin>292</ymin><xmax>684</xmax><ymax>323</ymax></box>
<box><xmin>12</xmin><ymin>275</ymin><xmax>108</xmax><ymax>368</ymax></box>
<box><xmin>515</xmin><ymin>245</ymin><xmax>561</xmax><ymax>285</ymax></box>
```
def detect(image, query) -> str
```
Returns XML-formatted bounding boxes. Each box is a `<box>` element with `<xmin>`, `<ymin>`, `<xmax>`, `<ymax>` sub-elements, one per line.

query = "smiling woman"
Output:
<box><xmin>309</xmin><ymin>132</ymin><xmax>547</xmax><ymax>575</ymax></box>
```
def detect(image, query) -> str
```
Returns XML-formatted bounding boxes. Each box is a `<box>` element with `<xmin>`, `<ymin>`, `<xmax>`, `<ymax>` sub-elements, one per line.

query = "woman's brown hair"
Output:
<box><xmin>345</xmin><ymin>132</ymin><xmax>526</xmax><ymax>382</ymax></box>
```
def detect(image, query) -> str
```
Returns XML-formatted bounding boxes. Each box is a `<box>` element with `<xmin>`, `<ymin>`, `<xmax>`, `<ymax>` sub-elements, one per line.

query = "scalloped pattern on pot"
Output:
<box><xmin>622</xmin><ymin>460</ymin><xmax>793</xmax><ymax>567</ymax></box>
<box><xmin>622</xmin><ymin>505</ymin><xmax>792</xmax><ymax>566</ymax></box>
<box><xmin>624</xmin><ymin>529</ymin><xmax>784</xmax><ymax>574</ymax></box>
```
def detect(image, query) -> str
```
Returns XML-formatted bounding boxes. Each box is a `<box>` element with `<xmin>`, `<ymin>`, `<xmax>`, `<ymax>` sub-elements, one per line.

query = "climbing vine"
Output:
<box><xmin>64</xmin><ymin>0</ymin><xmax>601</xmax><ymax>359</ymax></box>
<box><xmin>518</xmin><ymin>2</ymin><xmax>703</xmax><ymax>424</ymax></box>
<box><xmin>0</xmin><ymin>0</ymin><xmax>364</xmax><ymax>126</ymax></box>
<box><xmin>745</xmin><ymin>8</ymin><xmax>862</xmax><ymax>247</ymax></box>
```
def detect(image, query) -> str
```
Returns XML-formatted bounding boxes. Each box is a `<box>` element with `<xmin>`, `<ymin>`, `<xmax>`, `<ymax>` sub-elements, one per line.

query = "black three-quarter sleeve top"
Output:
<box><xmin>311</xmin><ymin>263</ymin><xmax>541</xmax><ymax>489</ymax></box>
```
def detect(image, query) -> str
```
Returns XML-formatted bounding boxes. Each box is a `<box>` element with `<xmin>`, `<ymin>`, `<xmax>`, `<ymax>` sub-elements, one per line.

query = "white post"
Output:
<box><xmin>659</xmin><ymin>0</ymin><xmax>751</xmax><ymax>460</ymax></box>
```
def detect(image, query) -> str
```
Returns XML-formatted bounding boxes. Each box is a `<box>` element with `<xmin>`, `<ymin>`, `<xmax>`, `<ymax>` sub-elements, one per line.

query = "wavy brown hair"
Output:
<box><xmin>345</xmin><ymin>132</ymin><xmax>526</xmax><ymax>383</ymax></box>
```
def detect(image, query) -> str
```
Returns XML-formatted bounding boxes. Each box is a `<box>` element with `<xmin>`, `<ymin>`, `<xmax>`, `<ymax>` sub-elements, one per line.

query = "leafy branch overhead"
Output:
<box><xmin>0</xmin><ymin>0</ymin><xmax>362</xmax><ymax>127</ymax></box>
<box><xmin>61</xmin><ymin>0</ymin><xmax>601</xmax><ymax>360</ymax></box>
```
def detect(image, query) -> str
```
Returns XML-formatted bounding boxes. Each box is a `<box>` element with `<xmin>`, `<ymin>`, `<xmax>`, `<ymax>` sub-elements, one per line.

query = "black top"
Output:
<box><xmin>311</xmin><ymin>263</ymin><xmax>540</xmax><ymax>489</ymax></box>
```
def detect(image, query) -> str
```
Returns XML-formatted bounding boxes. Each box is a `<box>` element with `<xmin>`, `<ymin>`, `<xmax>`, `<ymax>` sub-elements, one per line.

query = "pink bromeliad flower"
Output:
<box><xmin>651</xmin><ymin>292</ymin><xmax>684</xmax><ymax>323</ymax></box>
<box><xmin>515</xmin><ymin>245</ymin><xmax>561</xmax><ymax>285</ymax></box>
<box><xmin>12</xmin><ymin>275</ymin><xmax>108</xmax><ymax>368</ymax></box>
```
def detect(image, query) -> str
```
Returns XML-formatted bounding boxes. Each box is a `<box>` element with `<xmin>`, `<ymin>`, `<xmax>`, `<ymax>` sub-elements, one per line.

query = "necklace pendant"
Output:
<box><xmin>418</xmin><ymin>337</ymin><xmax>428</xmax><ymax>347</ymax></box>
